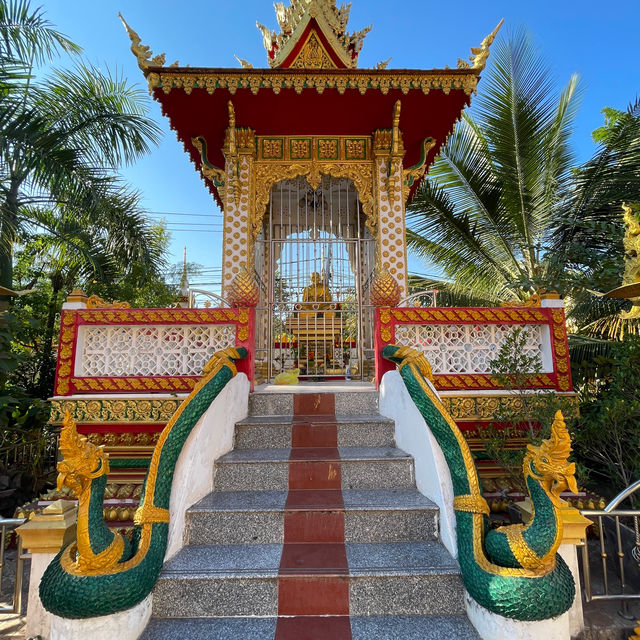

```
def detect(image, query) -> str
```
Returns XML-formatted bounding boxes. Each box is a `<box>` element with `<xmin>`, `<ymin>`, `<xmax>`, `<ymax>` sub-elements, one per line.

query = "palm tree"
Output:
<box><xmin>12</xmin><ymin>192</ymin><xmax>170</xmax><ymax>397</ymax></box>
<box><xmin>407</xmin><ymin>29</ymin><xmax>640</xmax><ymax>305</ymax></box>
<box><xmin>0</xmin><ymin>0</ymin><xmax>162</xmax><ymax>293</ymax></box>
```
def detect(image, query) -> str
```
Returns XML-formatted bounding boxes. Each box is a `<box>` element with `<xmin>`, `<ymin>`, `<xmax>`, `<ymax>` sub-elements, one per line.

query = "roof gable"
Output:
<box><xmin>257</xmin><ymin>0</ymin><xmax>371</xmax><ymax>69</ymax></box>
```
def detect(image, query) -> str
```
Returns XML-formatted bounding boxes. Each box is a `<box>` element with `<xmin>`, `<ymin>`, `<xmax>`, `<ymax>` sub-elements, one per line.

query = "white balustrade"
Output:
<box><xmin>394</xmin><ymin>324</ymin><xmax>548</xmax><ymax>375</ymax></box>
<box><xmin>78</xmin><ymin>324</ymin><xmax>236</xmax><ymax>378</ymax></box>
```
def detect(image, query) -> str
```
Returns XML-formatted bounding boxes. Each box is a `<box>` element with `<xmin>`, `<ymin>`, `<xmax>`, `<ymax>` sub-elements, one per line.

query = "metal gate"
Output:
<box><xmin>255</xmin><ymin>175</ymin><xmax>375</xmax><ymax>382</ymax></box>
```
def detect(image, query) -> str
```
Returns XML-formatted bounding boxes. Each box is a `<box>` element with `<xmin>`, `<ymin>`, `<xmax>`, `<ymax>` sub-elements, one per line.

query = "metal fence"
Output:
<box><xmin>580</xmin><ymin>479</ymin><xmax>640</xmax><ymax>619</ymax></box>
<box><xmin>0</xmin><ymin>431</ymin><xmax>59</xmax><ymax>488</ymax></box>
<box><xmin>0</xmin><ymin>518</ymin><xmax>27</xmax><ymax>614</ymax></box>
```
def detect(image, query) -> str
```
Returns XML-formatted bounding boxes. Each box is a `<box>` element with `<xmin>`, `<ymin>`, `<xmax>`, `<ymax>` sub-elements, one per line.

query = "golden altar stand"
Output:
<box><xmin>285</xmin><ymin>310</ymin><xmax>345</xmax><ymax>375</ymax></box>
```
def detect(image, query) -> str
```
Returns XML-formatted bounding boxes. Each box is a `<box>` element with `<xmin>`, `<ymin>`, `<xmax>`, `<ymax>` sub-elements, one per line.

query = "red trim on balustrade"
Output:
<box><xmin>275</xmin><ymin>393</ymin><xmax>352</xmax><ymax>639</ymax></box>
<box><xmin>374</xmin><ymin>306</ymin><xmax>573</xmax><ymax>393</ymax></box>
<box><xmin>53</xmin><ymin>307</ymin><xmax>255</xmax><ymax>396</ymax></box>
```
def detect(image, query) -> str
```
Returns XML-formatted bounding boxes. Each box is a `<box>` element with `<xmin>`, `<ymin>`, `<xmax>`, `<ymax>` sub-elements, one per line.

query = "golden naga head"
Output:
<box><xmin>57</xmin><ymin>412</ymin><xmax>110</xmax><ymax>497</ymax></box>
<box><xmin>202</xmin><ymin>346</ymin><xmax>242</xmax><ymax>377</ymax></box>
<box><xmin>524</xmin><ymin>410</ymin><xmax>578</xmax><ymax>504</ymax></box>
<box><xmin>395</xmin><ymin>345</ymin><xmax>434</xmax><ymax>382</ymax></box>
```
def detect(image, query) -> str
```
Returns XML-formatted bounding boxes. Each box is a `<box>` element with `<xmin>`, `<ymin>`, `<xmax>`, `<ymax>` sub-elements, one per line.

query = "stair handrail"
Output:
<box><xmin>39</xmin><ymin>347</ymin><xmax>248</xmax><ymax>619</ymax></box>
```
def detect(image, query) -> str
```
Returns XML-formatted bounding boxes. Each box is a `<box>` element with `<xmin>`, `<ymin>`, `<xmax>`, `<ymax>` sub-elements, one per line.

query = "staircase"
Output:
<box><xmin>140</xmin><ymin>390</ymin><xmax>480</xmax><ymax>639</ymax></box>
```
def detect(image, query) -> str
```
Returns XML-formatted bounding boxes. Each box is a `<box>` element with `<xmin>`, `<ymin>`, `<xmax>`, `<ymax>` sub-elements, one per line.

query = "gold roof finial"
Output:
<box><xmin>458</xmin><ymin>18</ymin><xmax>504</xmax><ymax>71</ymax></box>
<box><xmin>234</xmin><ymin>55</ymin><xmax>254</xmax><ymax>69</ymax></box>
<box><xmin>257</xmin><ymin>21</ymin><xmax>277</xmax><ymax>54</ymax></box>
<box><xmin>118</xmin><ymin>13</ymin><xmax>167</xmax><ymax>71</ymax></box>
<box><xmin>391</xmin><ymin>99</ymin><xmax>402</xmax><ymax>156</ymax></box>
<box><xmin>258</xmin><ymin>0</ymin><xmax>371</xmax><ymax>69</ymax></box>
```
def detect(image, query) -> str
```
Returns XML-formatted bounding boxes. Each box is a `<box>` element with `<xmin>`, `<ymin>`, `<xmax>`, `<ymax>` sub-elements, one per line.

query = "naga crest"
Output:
<box><xmin>394</xmin><ymin>346</ymin><xmax>434</xmax><ymax>382</ymax></box>
<box><xmin>524</xmin><ymin>411</ymin><xmax>578</xmax><ymax>504</ymax></box>
<box><xmin>202</xmin><ymin>346</ymin><xmax>243</xmax><ymax>377</ymax></box>
<box><xmin>57</xmin><ymin>412</ymin><xmax>110</xmax><ymax>497</ymax></box>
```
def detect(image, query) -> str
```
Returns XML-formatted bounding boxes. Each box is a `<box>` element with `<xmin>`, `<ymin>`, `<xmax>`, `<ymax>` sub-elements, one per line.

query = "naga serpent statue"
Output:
<box><xmin>40</xmin><ymin>346</ymin><xmax>248</xmax><ymax>619</ymax></box>
<box><xmin>383</xmin><ymin>344</ymin><xmax>577</xmax><ymax>621</ymax></box>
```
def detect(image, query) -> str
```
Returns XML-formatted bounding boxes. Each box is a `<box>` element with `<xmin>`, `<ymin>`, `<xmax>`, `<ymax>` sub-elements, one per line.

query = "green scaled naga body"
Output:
<box><xmin>40</xmin><ymin>347</ymin><xmax>248</xmax><ymax>619</ymax></box>
<box><xmin>382</xmin><ymin>345</ymin><xmax>576</xmax><ymax>621</ymax></box>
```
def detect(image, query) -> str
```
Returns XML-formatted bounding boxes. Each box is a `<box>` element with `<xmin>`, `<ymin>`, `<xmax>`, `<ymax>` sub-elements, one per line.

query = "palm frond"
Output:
<box><xmin>39</xmin><ymin>63</ymin><xmax>162</xmax><ymax>167</ymax></box>
<box><xmin>408</xmin><ymin>275</ymin><xmax>501</xmax><ymax>307</ymax></box>
<box><xmin>568</xmin><ymin>334</ymin><xmax>616</xmax><ymax>367</ymax></box>
<box><xmin>0</xmin><ymin>0</ymin><xmax>79</xmax><ymax>65</ymax></box>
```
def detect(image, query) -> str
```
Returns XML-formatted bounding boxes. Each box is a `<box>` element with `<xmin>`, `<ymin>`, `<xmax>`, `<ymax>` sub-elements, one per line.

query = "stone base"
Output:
<box><xmin>50</xmin><ymin>594</ymin><xmax>153</xmax><ymax>640</ymax></box>
<box><xmin>466</xmin><ymin>593</ymin><xmax>571</xmax><ymax>640</ymax></box>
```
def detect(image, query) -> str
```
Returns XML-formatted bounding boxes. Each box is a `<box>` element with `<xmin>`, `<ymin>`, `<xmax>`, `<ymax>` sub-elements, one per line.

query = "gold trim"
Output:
<box><xmin>290</xmin><ymin>29</ymin><xmax>337</xmax><ymax>69</ymax></box>
<box><xmin>133</xmin><ymin>504</ymin><xmax>170</xmax><ymax>525</ymax></box>
<box><xmin>86</xmin><ymin>295</ymin><xmax>131</xmax><ymax>310</ymax></box>
<box><xmin>147</xmin><ymin>70</ymin><xmax>480</xmax><ymax>97</ymax></box>
<box><xmin>457</xmin><ymin>19</ymin><xmax>504</xmax><ymax>71</ymax></box>
<box><xmin>59</xmin><ymin>347</ymin><xmax>241</xmax><ymax>577</ymax></box>
<box><xmin>406</xmin><ymin>358</ymin><xmax>556</xmax><ymax>578</ymax></box>
<box><xmin>258</xmin><ymin>0</ymin><xmax>370</xmax><ymax>70</ymax></box>
<box><xmin>252</xmin><ymin>160</ymin><xmax>376</xmax><ymax>238</ymax></box>
<box><xmin>440</xmin><ymin>394</ymin><xmax>579</xmax><ymax>422</ymax></box>
<box><xmin>454</xmin><ymin>494</ymin><xmax>490</xmax><ymax>515</ymax></box>
<box><xmin>119</xmin><ymin>13</ymin><xmax>171</xmax><ymax>71</ymax></box>
<box><xmin>49</xmin><ymin>398</ymin><xmax>183</xmax><ymax>425</ymax></box>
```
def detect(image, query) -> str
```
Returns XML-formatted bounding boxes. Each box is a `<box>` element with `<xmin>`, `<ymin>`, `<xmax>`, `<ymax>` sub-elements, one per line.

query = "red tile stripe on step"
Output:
<box><xmin>275</xmin><ymin>393</ymin><xmax>353</xmax><ymax>639</ymax></box>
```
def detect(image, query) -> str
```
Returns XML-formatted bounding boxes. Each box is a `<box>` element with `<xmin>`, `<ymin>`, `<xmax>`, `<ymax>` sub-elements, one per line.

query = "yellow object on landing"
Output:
<box><xmin>274</xmin><ymin>369</ymin><xmax>301</xmax><ymax>385</ymax></box>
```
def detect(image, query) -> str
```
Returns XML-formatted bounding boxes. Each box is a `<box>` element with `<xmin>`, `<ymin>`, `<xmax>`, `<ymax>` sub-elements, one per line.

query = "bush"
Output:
<box><xmin>572</xmin><ymin>337</ymin><xmax>640</xmax><ymax>498</ymax></box>
<box><xmin>480</xmin><ymin>328</ymin><xmax>575</xmax><ymax>493</ymax></box>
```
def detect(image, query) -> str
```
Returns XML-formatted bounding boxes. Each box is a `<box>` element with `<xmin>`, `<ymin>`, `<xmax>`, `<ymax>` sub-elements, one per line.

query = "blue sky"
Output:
<box><xmin>44</xmin><ymin>1</ymin><xmax>640</xmax><ymax>288</ymax></box>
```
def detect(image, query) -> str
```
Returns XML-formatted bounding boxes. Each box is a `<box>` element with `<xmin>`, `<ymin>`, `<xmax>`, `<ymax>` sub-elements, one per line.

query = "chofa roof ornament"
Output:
<box><xmin>256</xmin><ymin>0</ymin><xmax>372</xmax><ymax>69</ymax></box>
<box><xmin>458</xmin><ymin>18</ymin><xmax>504</xmax><ymax>71</ymax></box>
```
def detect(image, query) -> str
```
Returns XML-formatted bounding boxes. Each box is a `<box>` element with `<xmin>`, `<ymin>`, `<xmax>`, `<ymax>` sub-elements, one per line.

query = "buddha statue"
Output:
<box><xmin>299</xmin><ymin>272</ymin><xmax>334</xmax><ymax>319</ymax></box>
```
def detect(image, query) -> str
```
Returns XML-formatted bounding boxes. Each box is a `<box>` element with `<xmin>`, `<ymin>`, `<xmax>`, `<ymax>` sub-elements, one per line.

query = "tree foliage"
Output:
<box><xmin>0</xmin><ymin>0</ymin><xmax>162</xmax><ymax>291</ymax></box>
<box><xmin>572</xmin><ymin>338</ymin><xmax>640</xmax><ymax>497</ymax></box>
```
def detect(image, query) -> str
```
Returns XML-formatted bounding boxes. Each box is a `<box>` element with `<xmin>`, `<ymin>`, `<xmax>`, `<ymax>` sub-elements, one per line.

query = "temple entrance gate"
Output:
<box><xmin>255</xmin><ymin>175</ymin><xmax>376</xmax><ymax>382</ymax></box>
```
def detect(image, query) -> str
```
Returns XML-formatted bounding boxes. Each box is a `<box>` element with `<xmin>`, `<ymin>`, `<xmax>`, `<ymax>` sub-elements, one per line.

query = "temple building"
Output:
<box><xmin>19</xmin><ymin>4</ymin><xmax>589</xmax><ymax>640</ymax></box>
<box><xmin>121</xmin><ymin>1</ymin><xmax>499</xmax><ymax>384</ymax></box>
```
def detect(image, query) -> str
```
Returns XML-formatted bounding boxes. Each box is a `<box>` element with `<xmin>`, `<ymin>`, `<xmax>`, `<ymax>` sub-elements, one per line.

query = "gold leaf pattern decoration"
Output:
<box><xmin>371</xmin><ymin>269</ymin><xmax>402</xmax><ymax>307</ymax></box>
<box><xmin>227</xmin><ymin>267</ymin><xmax>260</xmax><ymax>308</ymax></box>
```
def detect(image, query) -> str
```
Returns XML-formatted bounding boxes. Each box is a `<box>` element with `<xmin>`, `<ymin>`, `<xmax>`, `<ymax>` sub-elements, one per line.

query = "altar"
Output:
<box><xmin>284</xmin><ymin>273</ymin><xmax>350</xmax><ymax>377</ymax></box>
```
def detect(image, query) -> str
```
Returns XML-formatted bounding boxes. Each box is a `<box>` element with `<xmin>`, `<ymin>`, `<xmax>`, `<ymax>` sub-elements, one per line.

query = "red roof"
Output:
<box><xmin>152</xmin><ymin>69</ymin><xmax>474</xmax><ymax>207</ymax></box>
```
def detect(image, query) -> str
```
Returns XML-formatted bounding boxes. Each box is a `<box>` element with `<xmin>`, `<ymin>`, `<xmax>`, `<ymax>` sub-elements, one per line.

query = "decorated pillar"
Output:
<box><xmin>221</xmin><ymin>104</ymin><xmax>256</xmax><ymax>295</ymax></box>
<box><xmin>373</xmin><ymin>102</ymin><xmax>408</xmax><ymax>298</ymax></box>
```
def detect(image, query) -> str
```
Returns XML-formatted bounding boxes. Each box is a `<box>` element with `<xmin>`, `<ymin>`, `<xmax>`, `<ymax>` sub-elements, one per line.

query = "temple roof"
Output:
<box><xmin>120</xmin><ymin>7</ymin><xmax>502</xmax><ymax>208</ymax></box>
<box><xmin>256</xmin><ymin>0</ymin><xmax>371</xmax><ymax>69</ymax></box>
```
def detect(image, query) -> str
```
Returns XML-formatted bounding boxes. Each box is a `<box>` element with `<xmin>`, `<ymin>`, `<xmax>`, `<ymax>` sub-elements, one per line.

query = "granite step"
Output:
<box><xmin>140</xmin><ymin>615</ymin><xmax>482</xmax><ymax>639</ymax></box>
<box><xmin>234</xmin><ymin>414</ymin><xmax>396</xmax><ymax>449</ymax></box>
<box><xmin>186</xmin><ymin>488</ymin><xmax>439</xmax><ymax>545</ymax></box>
<box><xmin>249</xmin><ymin>390</ymin><xmax>379</xmax><ymax>417</ymax></box>
<box><xmin>213</xmin><ymin>447</ymin><xmax>415</xmax><ymax>492</ymax></box>
<box><xmin>151</xmin><ymin>541</ymin><xmax>467</xmax><ymax>618</ymax></box>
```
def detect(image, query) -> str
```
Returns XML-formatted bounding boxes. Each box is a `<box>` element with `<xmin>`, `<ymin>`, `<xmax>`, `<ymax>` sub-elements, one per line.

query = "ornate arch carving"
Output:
<box><xmin>252</xmin><ymin>161</ymin><xmax>376</xmax><ymax>239</ymax></box>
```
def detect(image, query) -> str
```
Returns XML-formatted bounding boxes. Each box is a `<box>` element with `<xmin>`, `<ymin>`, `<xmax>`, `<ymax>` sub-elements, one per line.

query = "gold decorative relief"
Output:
<box><xmin>262</xmin><ymin>138</ymin><xmax>284</xmax><ymax>160</ymax></box>
<box><xmin>290</xmin><ymin>139</ymin><xmax>312</xmax><ymax>160</ymax></box>
<box><xmin>290</xmin><ymin>30</ymin><xmax>336</xmax><ymax>70</ymax></box>
<box><xmin>318</xmin><ymin>138</ymin><xmax>339</xmax><ymax>160</ymax></box>
<box><xmin>147</xmin><ymin>70</ymin><xmax>480</xmax><ymax>98</ymax></box>
<box><xmin>252</xmin><ymin>161</ymin><xmax>376</xmax><ymax>238</ymax></box>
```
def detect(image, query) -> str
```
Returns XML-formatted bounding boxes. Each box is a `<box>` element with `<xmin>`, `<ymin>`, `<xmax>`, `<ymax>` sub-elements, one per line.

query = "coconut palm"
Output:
<box><xmin>407</xmin><ymin>29</ymin><xmax>640</xmax><ymax>303</ymax></box>
<box><xmin>407</xmin><ymin>28</ymin><xmax>582</xmax><ymax>303</ymax></box>
<box><xmin>407</xmin><ymin>29</ymin><xmax>640</xmax><ymax>367</ymax></box>
<box><xmin>0</xmin><ymin>0</ymin><xmax>162</xmax><ymax>292</ymax></box>
<box><xmin>13</xmin><ymin>191</ymin><xmax>168</xmax><ymax>396</ymax></box>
